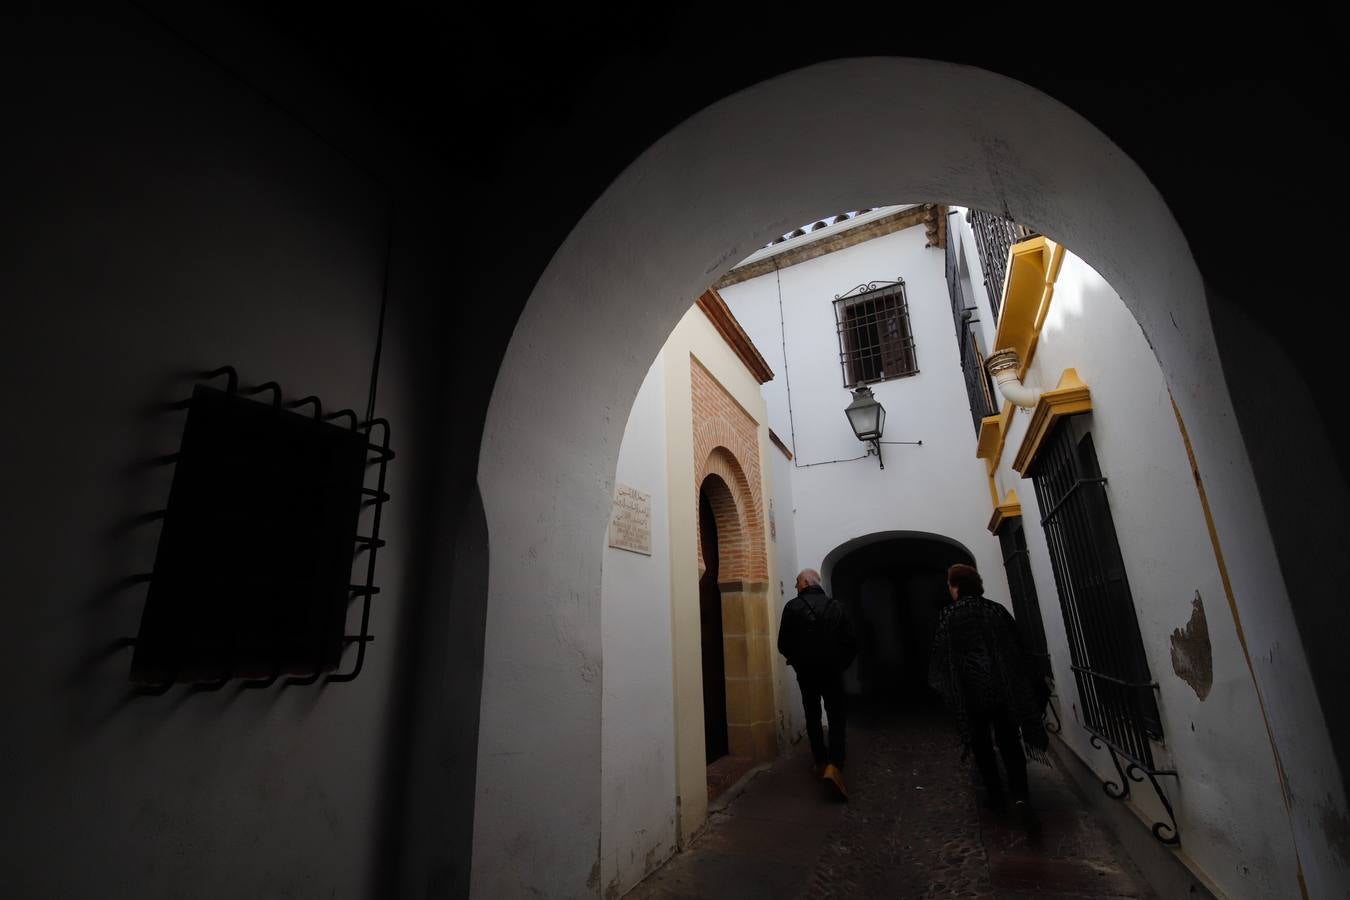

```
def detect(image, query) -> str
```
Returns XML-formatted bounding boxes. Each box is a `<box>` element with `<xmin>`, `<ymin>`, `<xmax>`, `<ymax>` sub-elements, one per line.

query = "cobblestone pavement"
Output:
<box><xmin>625</xmin><ymin>702</ymin><xmax>1155</xmax><ymax>900</ymax></box>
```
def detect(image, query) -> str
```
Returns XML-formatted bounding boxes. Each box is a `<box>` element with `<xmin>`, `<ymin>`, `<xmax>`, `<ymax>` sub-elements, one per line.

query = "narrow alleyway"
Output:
<box><xmin>626</xmin><ymin>703</ymin><xmax>1156</xmax><ymax>899</ymax></box>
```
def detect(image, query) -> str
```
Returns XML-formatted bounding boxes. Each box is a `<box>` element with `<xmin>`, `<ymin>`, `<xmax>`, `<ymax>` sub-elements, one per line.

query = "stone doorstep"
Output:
<box><xmin>706</xmin><ymin>755</ymin><xmax>757</xmax><ymax>802</ymax></box>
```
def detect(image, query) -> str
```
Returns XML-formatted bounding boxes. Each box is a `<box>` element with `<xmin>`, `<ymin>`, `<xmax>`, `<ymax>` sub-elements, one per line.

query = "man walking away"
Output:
<box><xmin>929</xmin><ymin>563</ymin><xmax>1049</xmax><ymax>836</ymax></box>
<box><xmin>778</xmin><ymin>568</ymin><xmax>857</xmax><ymax>799</ymax></box>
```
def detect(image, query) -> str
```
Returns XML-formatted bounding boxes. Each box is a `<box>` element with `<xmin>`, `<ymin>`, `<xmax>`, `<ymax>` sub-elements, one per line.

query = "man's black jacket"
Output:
<box><xmin>777</xmin><ymin>585</ymin><xmax>857</xmax><ymax>673</ymax></box>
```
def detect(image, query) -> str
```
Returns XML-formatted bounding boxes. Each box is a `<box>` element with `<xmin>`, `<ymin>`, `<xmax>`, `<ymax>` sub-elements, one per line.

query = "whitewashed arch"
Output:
<box><xmin>473</xmin><ymin>57</ymin><xmax>1343</xmax><ymax>897</ymax></box>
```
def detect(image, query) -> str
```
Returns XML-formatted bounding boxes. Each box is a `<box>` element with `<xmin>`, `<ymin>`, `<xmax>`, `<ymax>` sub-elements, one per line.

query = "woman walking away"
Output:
<box><xmin>929</xmin><ymin>563</ymin><xmax>1049</xmax><ymax>836</ymax></box>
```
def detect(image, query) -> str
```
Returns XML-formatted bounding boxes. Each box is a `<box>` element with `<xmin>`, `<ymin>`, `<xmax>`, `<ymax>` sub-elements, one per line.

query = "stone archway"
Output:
<box><xmin>472</xmin><ymin>57</ymin><xmax>1345</xmax><ymax>897</ymax></box>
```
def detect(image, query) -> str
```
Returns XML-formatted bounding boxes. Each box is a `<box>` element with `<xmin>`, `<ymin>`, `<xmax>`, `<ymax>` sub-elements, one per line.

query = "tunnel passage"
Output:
<box><xmin>826</xmin><ymin>534</ymin><xmax>975</xmax><ymax>705</ymax></box>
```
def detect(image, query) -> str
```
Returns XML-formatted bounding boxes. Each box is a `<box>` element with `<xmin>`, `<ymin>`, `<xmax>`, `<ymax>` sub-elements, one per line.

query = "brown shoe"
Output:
<box><xmin>822</xmin><ymin>763</ymin><xmax>848</xmax><ymax>800</ymax></box>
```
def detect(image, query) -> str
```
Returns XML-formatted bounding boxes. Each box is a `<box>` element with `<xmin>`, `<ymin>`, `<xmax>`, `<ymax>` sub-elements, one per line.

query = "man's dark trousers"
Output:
<box><xmin>797</xmin><ymin>668</ymin><xmax>846</xmax><ymax>768</ymax></box>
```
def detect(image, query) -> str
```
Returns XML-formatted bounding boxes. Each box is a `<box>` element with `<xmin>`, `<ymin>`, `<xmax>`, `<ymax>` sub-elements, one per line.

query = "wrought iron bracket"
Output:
<box><xmin>1044</xmin><ymin>696</ymin><xmax>1063</xmax><ymax>735</ymax></box>
<box><xmin>1088</xmin><ymin>732</ymin><xmax>1181</xmax><ymax>845</ymax></box>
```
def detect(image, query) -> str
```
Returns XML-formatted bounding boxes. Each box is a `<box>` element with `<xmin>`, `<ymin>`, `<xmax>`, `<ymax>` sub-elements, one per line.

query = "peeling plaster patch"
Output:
<box><xmin>1170</xmin><ymin>591</ymin><xmax>1213</xmax><ymax>700</ymax></box>
<box><xmin>1320</xmin><ymin>794</ymin><xmax>1350</xmax><ymax>866</ymax></box>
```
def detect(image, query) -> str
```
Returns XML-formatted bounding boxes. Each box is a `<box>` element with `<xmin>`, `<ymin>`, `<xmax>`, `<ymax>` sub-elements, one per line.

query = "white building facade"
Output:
<box><xmin>598</xmin><ymin>300</ymin><xmax>798</xmax><ymax>899</ymax></box>
<box><xmin>949</xmin><ymin>210</ymin><xmax>1299</xmax><ymax>897</ymax></box>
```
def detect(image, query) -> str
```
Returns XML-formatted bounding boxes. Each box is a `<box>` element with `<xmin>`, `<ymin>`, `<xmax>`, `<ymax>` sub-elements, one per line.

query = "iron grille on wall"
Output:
<box><xmin>967</xmin><ymin>209</ymin><xmax>1031</xmax><ymax>320</ymax></box>
<box><xmin>833</xmin><ymin>281</ymin><xmax>918</xmax><ymax>387</ymax></box>
<box><xmin>120</xmin><ymin>366</ymin><xmax>392</xmax><ymax>694</ymax></box>
<box><xmin>1030</xmin><ymin>419</ymin><xmax>1180</xmax><ymax>843</ymax></box>
<box><xmin>1031</xmin><ymin>423</ymin><xmax>1164</xmax><ymax>757</ymax></box>
<box><xmin>945</xmin><ymin>229</ymin><xmax>998</xmax><ymax>433</ymax></box>
<box><xmin>998</xmin><ymin>517</ymin><xmax>1051</xmax><ymax>682</ymax></box>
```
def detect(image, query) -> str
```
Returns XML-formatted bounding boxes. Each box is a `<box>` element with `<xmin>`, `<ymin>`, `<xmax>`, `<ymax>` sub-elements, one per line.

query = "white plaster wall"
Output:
<box><xmin>719</xmin><ymin>224</ymin><xmax>1005</xmax><ymax>601</ymax></box>
<box><xmin>980</xmin><ymin>243</ymin><xmax>1301</xmax><ymax>897</ymax></box>
<box><xmin>600</xmin><ymin>354</ymin><xmax>677</xmax><ymax>899</ymax></box>
<box><xmin>0</xmin><ymin>11</ymin><xmax>447</xmax><ymax>899</ymax></box>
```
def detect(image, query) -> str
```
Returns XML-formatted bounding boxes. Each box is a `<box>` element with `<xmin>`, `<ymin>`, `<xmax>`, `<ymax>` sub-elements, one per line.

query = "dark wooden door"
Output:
<box><xmin>699</xmin><ymin>486</ymin><xmax>729</xmax><ymax>763</ymax></box>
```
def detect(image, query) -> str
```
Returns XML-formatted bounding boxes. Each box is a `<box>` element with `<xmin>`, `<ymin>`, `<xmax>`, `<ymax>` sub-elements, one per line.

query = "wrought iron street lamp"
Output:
<box><xmin>844</xmin><ymin>386</ymin><xmax>886</xmax><ymax>469</ymax></box>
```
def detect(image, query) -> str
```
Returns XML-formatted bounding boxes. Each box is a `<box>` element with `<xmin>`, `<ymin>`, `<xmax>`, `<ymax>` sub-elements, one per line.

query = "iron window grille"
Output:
<box><xmin>998</xmin><ymin>515</ymin><xmax>1062</xmax><ymax>734</ymax></box>
<box><xmin>1030</xmin><ymin>420</ymin><xmax>1179</xmax><ymax>844</ymax></box>
<box><xmin>998</xmin><ymin>517</ymin><xmax>1051</xmax><ymax>681</ymax></box>
<box><xmin>833</xmin><ymin>280</ymin><xmax>918</xmax><ymax>388</ymax></box>
<box><xmin>945</xmin><ymin>230</ymin><xmax>998</xmax><ymax>433</ymax></box>
<box><xmin>966</xmin><ymin>209</ymin><xmax>1033</xmax><ymax>320</ymax></box>
<box><xmin>118</xmin><ymin>366</ymin><xmax>392</xmax><ymax>694</ymax></box>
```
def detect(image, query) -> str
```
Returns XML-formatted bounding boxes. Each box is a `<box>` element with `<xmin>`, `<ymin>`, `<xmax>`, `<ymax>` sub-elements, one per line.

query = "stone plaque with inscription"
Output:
<box><xmin>608</xmin><ymin>483</ymin><xmax>652</xmax><ymax>556</ymax></box>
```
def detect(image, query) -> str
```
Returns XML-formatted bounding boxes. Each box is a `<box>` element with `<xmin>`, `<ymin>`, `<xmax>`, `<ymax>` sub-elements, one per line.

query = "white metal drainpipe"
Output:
<box><xmin>986</xmin><ymin>348</ymin><xmax>1041</xmax><ymax>409</ymax></box>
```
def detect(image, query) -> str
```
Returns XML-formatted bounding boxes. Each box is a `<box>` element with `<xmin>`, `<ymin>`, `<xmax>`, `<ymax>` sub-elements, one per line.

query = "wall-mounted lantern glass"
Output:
<box><xmin>844</xmin><ymin>386</ymin><xmax>886</xmax><ymax>468</ymax></box>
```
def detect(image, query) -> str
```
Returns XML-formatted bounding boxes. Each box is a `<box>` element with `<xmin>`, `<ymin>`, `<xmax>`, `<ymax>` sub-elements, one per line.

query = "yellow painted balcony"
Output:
<box><xmin>991</xmin><ymin>236</ymin><xmax>1066</xmax><ymax>378</ymax></box>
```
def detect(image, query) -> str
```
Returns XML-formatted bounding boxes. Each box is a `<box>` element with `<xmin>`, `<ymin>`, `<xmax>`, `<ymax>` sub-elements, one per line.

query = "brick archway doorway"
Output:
<box><xmin>693</xmin><ymin>440</ymin><xmax>773</xmax><ymax>804</ymax></box>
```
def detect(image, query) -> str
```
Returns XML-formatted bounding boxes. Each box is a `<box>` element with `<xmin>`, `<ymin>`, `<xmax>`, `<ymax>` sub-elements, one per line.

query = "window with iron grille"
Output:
<box><xmin>833</xmin><ymin>281</ymin><xmax>918</xmax><ymax>387</ymax></box>
<box><xmin>945</xmin><ymin>226</ymin><xmax>998</xmax><ymax>433</ymax></box>
<box><xmin>1030</xmin><ymin>420</ymin><xmax>1164</xmax><ymax>768</ymax></box>
<box><xmin>966</xmin><ymin>209</ymin><xmax>1033</xmax><ymax>321</ymax></box>
<box><xmin>998</xmin><ymin>516</ymin><xmax>1051</xmax><ymax>683</ymax></box>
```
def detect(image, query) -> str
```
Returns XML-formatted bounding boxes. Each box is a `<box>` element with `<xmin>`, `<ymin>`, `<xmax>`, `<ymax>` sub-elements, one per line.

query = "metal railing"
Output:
<box><xmin>945</xmin><ymin>233</ymin><xmax>998</xmax><ymax>433</ymax></box>
<box><xmin>999</xmin><ymin>517</ymin><xmax>1051</xmax><ymax>680</ymax></box>
<box><xmin>967</xmin><ymin>209</ymin><xmax>1031</xmax><ymax>320</ymax></box>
